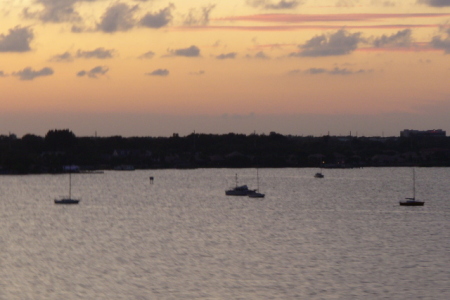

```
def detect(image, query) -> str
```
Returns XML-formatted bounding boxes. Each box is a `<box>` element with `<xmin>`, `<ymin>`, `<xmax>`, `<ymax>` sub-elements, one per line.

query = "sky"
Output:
<box><xmin>1</xmin><ymin>0</ymin><xmax>450</xmax><ymax>137</ymax></box>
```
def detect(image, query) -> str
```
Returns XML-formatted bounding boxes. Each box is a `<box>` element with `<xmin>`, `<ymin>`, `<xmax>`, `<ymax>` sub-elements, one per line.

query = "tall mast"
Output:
<box><xmin>69</xmin><ymin>172</ymin><xmax>72</xmax><ymax>199</ymax></box>
<box><xmin>256</xmin><ymin>168</ymin><xmax>259</xmax><ymax>191</ymax></box>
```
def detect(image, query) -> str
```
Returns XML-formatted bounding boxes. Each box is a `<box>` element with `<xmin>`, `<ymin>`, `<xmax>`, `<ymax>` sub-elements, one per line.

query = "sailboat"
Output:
<box><xmin>54</xmin><ymin>173</ymin><xmax>80</xmax><ymax>204</ymax></box>
<box><xmin>314</xmin><ymin>160</ymin><xmax>324</xmax><ymax>178</ymax></box>
<box><xmin>225</xmin><ymin>174</ymin><xmax>255</xmax><ymax>196</ymax></box>
<box><xmin>399</xmin><ymin>168</ymin><xmax>424</xmax><ymax>206</ymax></box>
<box><xmin>248</xmin><ymin>168</ymin><xmax>265</xmax><ymax>198</ymax></box>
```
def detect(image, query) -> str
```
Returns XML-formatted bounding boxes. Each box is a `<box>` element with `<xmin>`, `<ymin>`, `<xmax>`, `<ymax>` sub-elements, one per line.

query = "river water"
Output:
<box><xmin>0</xmin><ymin>168</ymin><xmax>449</xmax><ymax>299</ymax></box>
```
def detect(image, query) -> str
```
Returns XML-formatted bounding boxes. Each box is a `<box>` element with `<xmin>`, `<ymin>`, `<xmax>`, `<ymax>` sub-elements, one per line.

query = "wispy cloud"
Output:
<box><xmin>246</xmin><ymin>51</ymin><xmax>271</xmax><ymax>59</ymax></box>
<box><xmin>289</xmin><ymin>67</ymin><xmax>371</xmax><ymax>75</ymax></box>
<box><xmin>216</xmin><ymin>52</ymin><xmax>237</xmax><ymax>59</ymax></box>
<box><xmin>77</xmin><ymin>66</ymin><xmax>109</xmax><ymax>78</ymax></box>
<box><xmin>49</xmin><ymin>51</ymin><xmax>74</xmax><ymax>62</ymax></box>
<box><xmin>0</xmin><ymin>26</ymin><xmax>33</xmax><ymax>52</ymax></box>
<box><xmin>146</xmin><ymin>69</ymin><xmax>170</xmax><ymax>76</ymax></box>
<box><xmin>190</xmin><ymin>70</ymin><xmax>205</xmax><ymax>75</ymax></box>
<box><xmin>291</xmin><ymin>29</ymin><xmax>362</xmax><ymax>57</ymax></box>
<box><xmin>169</xmin><ymin>45</ymin><xmax>201</xmax><ymax>57</ymax></box>
<box><xmin>246</xmin><ymin>0</ymin><xmax>304</xmax><ymax>10</ymax></box>
<box><xmin>13</xmin><ymin>67</ymin><xmax>54</xmax><ymax>80</ymax></box>
<box><xmin>76</xmin><ymin>48</ymin><xmax>115</xmax><ymax>59</ymax></box>
<box><xmin>138</xmin><ymin>51</ymin><xmax>156</xmax><ymax>59</ymax></box>
<box><xmin>183</xmin><ymin>4</ymin><xmax>216</xmax><ymax>26</ymax></box>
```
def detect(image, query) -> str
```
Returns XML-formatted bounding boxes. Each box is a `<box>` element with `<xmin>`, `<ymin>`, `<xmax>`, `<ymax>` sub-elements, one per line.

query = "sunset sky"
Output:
<box><xmin>1</xmin><ymin>0</ymin><xmax>450</xmax><ymax>137</ymax></box>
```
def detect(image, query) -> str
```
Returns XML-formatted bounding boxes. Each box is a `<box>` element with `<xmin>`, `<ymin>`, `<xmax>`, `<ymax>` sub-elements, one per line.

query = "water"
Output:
<box><xmin>0</xmin><ymin>168</ymin><xmax>449</xmax><ymax>299</ymax></box>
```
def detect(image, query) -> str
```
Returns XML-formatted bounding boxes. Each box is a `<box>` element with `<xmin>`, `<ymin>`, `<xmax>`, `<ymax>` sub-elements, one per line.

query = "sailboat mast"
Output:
<box><xmin>69</xmin><ymin>172</ymin><xmax>72</xmax><ymax>199</ymax></box>
<box><xmin>256</xmin><ymin>168</ymin><xmax>259</xmax><ymax>191</ymax></box>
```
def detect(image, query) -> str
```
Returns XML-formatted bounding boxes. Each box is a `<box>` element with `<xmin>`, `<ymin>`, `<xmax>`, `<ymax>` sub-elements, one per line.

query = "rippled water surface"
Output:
<box><xmin>1</xmin><ymin>168</ymin><xmax>449</xmax><ymax>299</ymax></box>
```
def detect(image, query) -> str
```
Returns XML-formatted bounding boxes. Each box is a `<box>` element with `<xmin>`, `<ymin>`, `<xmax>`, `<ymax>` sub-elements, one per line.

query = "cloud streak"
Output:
<box><xmin>13</xmin><ymin>67</ymin><xmax>54</xmax><ymax>80</ymax></box>
<box><xmin>216</xmin><ymin>52</ymin><xmax>237</xmax><ymax>59</ymax></box>
<box><xmin>289</xmin><ymin>67</ymin><xmax>371</xmax><ymax>75</ymax></box>
<box><xmin>146</xmin><ymin>69</ymin><xmax>170</xmax><ymax>76</ymax></box>
<box><xmin>215</xmin><ymin>13</ymin><xmax>450</xmax><ymax>23</ymax></box>
<box><xmin>176</xmin><ymin>24</ymin><xmax>442</xmax><ymax>33</ymax></box>
<box><xmin>77</xmin><ymin>66</ymin><xmax>109</xmax><ymax>78</ymax></box>
<box><xmin>246</xmin><ymin>0</ymin><xmax>304</xmax><ymax>10</ymax></box>
<box><xmin>169</xmin><ymin>45</ymin><xmax>201</xmax><ymax>57</ymax></box>
<box><xmin>49</xmin><ymin>51</ymin><xmax>74</xmax><ymax>62</ymax></box>
<box><xmin>76</xmin><ymin>48</ymin><xmax>115</xmax><ymax>59</ymax></box>
<box><xmin>138</xmin><ymin>51</ymin><xmax>156</xmax><ymax>59</ymax></box>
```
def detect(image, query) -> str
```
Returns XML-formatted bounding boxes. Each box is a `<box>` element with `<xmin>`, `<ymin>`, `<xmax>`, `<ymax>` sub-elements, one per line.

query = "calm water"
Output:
<box><xmin>0</xmin><ymin>168</ymin><xmax>449</xmax><ymax>299</ymax></box>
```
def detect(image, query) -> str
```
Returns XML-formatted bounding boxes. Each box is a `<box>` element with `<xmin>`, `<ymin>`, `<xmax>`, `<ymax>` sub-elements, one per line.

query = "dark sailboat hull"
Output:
<box><xmin>399</xmin><ymin>201</ymin><xmax>424</xmax><ymax>206</ymax></box>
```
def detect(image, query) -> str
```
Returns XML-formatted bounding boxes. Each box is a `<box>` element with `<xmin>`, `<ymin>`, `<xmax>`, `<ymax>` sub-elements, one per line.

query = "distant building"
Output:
<box><xmin>400</xmin><ymin>129</ymin><xmax>446</xmax><ymax>138</ymax></box>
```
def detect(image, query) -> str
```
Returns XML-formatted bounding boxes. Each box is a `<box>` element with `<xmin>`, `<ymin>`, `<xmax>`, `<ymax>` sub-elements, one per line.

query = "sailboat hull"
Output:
<box><xmin>399</xmin><ymin>201</ymin><xmax>424</xmax><ymax>206</ymax></box>
<box><xmin>54</xmin><ymin>199</ymin><xmax>80</xmax><ymax>204</ymax></box>
<box><xmin>248</xmin><ymin>192</ymin><xmax>265</xmax><ymax>198</ymax></box>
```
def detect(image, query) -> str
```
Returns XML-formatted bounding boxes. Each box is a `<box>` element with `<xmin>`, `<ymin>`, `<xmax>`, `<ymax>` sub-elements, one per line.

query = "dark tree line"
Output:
<box><xmin>1</xmin><ymin>129</ymin><xmax>449</xmax><ymax>174</ymax></box>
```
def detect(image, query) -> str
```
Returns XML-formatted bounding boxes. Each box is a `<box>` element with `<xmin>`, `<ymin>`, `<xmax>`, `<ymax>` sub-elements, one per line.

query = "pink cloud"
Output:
<box><xmin>213</xmin><ymin>13</ymin><xmax>450</xmax><ymax>23</ymax></box>
<box><xmin>173</xmin><ymin>24</ymin><xmax>441</xmax><ymax>32</ymax></box>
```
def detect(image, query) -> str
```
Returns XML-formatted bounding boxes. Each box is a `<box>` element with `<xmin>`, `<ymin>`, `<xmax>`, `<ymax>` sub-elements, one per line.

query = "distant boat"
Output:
<box><xmin>54</xmin><ymin>173</ymin><xmax>80</xmax><ymax>204</ymax></box>
<box><xmin>314</xmin><ymin>160</ymin><xmax>325</xmax><ymax>178</ymax></box>
<box><xmin>225</xmin><ymin>174</ymin><xmax>255</xmax><ymax>196</ymax></box>
<box><xmin>399</xmin><ymin>168</ymin><xmax>424</xmax><ymax>206</ymax></box>
<box><xmin>314</xmin><ymin>172</ymin><xmax>324</xmax><ymax>178</ymax></box>
<box><xmin>248</xmin><ymin>168</ymin><xmax>265</xmax><ymax>198</ymax></box>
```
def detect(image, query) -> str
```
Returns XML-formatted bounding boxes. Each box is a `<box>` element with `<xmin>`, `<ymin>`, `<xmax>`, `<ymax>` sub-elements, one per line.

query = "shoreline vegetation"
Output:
<box><xmin>1</xmin><ymin>129</ymin><xmax>450</xmax><ymax>174</ymax></box>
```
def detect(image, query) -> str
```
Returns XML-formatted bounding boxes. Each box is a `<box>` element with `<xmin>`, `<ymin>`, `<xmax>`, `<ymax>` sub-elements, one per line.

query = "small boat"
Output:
<box><xmin>399</xmin><ymin>168</ymin><xmax>424</xmax><ymax>206</ymax></box>
<box><xmin>314</xmin><ymin>161</ymin><xmax>325</xmax><ymax>178</ymax></box>
<box><xmin>248</xmin><ymin>168</ymin><xmax>265</xmax><ymax>198</ymax></box>
<box><xmin>314</xmin><ymin>172</ymin><xmax>324</xmax><ymax>178</ymax></box>
<box><xmin>225</xmin><ymin>174</ymin><xmax>255</xmax><ymax>196</ymax></box>
<box><xmin>55</xmin><ymin>173</ymin><xmax>80</xmax><ymax>204</ymax></box>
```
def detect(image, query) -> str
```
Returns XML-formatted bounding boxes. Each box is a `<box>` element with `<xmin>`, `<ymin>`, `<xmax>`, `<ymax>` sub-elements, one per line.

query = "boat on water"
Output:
<box><xmin>55</xmin><ymin>173</ymin><xmax>80</xmax><ymax>204</ymax></box>
<box><xmin>225</xmin><ymin>174</ymin><xmax>255</xmax><ymax>196</ymax></box>
<box><xmin>314</xmin><ymin>172</ymin><xmax>324</xmax><ymax>178</ymax></box>
<box><xmin>399</xmin><ymin>168</ymin><xmax>424</xmax><ymax>206</ymax></box>
<box><xmin>314</xmin><ymin>160</ymin><xmax>325</xmax><ymax>178</ymax></box>
<box><xmin>248</xmin><ymin>168</ymin><xmax>265</xmax><ymax>198</ymax></box>
<box><xmin>54</xmin><ymin>198</ymin><xmax>80</xmax><ymax>204</ymax></box>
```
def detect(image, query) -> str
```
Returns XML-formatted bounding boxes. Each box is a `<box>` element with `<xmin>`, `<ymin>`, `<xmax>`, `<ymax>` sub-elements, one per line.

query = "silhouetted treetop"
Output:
<box><xmin>44</xmin><ymin>129</ymin><xmax>77</xmax><ymax>151</ymax></box>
